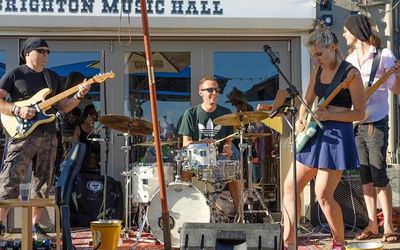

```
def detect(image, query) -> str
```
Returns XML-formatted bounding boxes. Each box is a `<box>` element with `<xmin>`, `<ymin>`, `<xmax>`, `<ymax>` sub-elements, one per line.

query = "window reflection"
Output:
<box><xmin>47</xmin><ymin>52</ymin><xmax>101</xmax><ymax>168</ymax></box>
<box><xmin>214</xmin><ymin>52</ymin><xmax>279</xmax><ymax>111</ymax></box>
<box><xmin>124</xmin><ymin>52</ymin><xmax>191</xmax><ymax>140</ymax></box>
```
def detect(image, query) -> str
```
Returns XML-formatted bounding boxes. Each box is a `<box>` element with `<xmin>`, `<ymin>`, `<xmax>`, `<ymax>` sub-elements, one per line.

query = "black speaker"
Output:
<box><xmin>180</xmin><ymin>223</ymin><xmax>281</xmax><ymax>250</ymax></box>
<box><xmin>310</xmin><ymin>174</ymin><xmax>368</xmax><ymax>229</ymax></box>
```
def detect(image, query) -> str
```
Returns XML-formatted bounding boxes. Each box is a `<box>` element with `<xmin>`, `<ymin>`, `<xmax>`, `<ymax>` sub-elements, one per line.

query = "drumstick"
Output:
<box><xmin>213</xmin><ymin>131</ymin><xmax>239</xmax><ymax>145</ymax></box>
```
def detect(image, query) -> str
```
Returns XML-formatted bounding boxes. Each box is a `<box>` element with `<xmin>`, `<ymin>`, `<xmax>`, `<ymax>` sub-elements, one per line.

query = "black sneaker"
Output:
<box><xmin>32</xmin><ymin>223</ymin><xmax>47</xmax><ymax>235</ymax></box>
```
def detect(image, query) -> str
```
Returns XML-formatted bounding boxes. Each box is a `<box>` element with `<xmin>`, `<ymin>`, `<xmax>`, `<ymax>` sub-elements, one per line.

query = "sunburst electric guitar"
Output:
<box><xmin>295</xmin><ymin>73</ymin><xmax>356</xmax><ymax>152</ymax></box>
<box><xmin>1</xmin><ymin>72</ymin><xmax>115</xmax><ymax>139</ymax></box>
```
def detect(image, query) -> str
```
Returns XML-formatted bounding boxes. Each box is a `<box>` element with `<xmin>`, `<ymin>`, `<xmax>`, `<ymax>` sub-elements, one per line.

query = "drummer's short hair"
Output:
<box><xmin>199</xmin><ymin>76</ymin><xmax>218</xmax><ymax>89</ymax></box>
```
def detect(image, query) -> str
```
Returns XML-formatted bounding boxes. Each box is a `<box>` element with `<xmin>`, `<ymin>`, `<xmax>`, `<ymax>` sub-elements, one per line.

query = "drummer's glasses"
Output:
<box><xmin>201</xmin><ymin>87</ymin><xmax>220</xmax><ymax>94</ymax></box>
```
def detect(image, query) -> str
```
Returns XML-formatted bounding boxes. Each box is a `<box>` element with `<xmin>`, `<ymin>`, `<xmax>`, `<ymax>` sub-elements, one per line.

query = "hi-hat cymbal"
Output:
<box><xmin>213</xmin><ymin>111</ymin><xmax>269</xmax><ymax>126</ymax></box>
<box><xmin>134</xmin><ymin>141</ymin><xmax>178</xmax><ymax>147</ymax></box>
<box><xmin>98</xmin><ymin>114</ymin><xmax>153</xmax><ymax>135</ymax></box>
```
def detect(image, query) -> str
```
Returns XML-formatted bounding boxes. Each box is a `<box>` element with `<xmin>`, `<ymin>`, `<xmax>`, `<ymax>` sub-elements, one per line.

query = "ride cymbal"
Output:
<box><xmin>98</xmin><ymin>114</ymin><xmax>153</xmax><ymax>135</ymax></box>
<box><xmin>213</xmin><ymin>111</ymin><xmax>269</xmax><ymax>126</ymax></box>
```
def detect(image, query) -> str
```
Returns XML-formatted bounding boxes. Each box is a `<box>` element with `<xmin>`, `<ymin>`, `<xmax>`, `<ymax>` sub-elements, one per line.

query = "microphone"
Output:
<box><xmin>263</xmin><ymin>45</ymin><xmax>280</xmax><ymax>64</ymax></box>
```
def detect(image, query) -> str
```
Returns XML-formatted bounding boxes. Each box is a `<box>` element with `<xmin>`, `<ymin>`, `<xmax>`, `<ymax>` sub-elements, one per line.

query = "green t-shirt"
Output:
<box><xmin>178</xmin><ymin>104</ymin><xmax>233</xmax><ymax>141</ymax></box>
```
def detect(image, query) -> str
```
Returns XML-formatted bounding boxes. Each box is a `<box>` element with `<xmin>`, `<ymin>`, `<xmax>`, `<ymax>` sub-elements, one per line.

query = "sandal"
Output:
<box><xmin>382</xmin><ymin>233</ymin><xmax>399</xmax><ymax>243</ymax></box>
<box><xmin>354</xmin><ymin>230</ymin><xmax>380</xmax><ymax>240</ymax></box>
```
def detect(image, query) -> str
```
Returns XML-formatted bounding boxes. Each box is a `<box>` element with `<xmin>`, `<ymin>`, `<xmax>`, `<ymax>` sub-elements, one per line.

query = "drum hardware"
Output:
<box><xmin>242</xmin><ymin>140</ymin><xmax>275</xmax><ymax>224</ymax></box>
<box><xmin>133</xmin><ymin>141</ymin><xmax>179</xmax><ymax>147</ymax></box>
<box><xmin>214</xmin><ymin>114</ymin><xmax>275</xmax><ymax>223</ymax></box>
<box><xmin>98</xmin><ymin>115</ymin><xmax>153</xmax><ymax>232</ymax></box>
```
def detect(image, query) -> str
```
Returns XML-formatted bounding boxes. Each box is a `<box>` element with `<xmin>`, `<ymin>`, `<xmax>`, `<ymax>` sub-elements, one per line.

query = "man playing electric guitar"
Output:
<box><xmin>0</xmin><ymin>37</ymin><xmax>90</xmax><ymax>235</ymax></box>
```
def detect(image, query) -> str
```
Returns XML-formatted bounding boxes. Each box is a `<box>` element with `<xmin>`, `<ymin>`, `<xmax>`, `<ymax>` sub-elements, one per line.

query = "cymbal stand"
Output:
<box><xmin>236</xmin><ymin>122</ymin><xmax>247</xmax><ymax>223</ymax></box>
<box><xmin>121</xmin><ymin>132</ymin><xmax>132</xmax><ymax>231</ymax></box>
<box><xmin>243</xmin><ymin>140</ymin><xmax>275</xmax><ymax>223</ymax></box>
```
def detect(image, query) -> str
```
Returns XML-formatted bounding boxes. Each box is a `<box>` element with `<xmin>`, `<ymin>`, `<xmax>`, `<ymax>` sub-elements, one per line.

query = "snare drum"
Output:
<box><xmin>183</xmin><ymin>143</ymin><xmax>217</xmax><ymax>171</ymax></box>
<box><xmin>147</xmin><ymin>182</ymin><xmax>210</xmax><ymax>247</ymax></box>
<box><xmin>129</xmin><ymin>163</ymin><xmax>174</xmax><ymax>203</ymax></box>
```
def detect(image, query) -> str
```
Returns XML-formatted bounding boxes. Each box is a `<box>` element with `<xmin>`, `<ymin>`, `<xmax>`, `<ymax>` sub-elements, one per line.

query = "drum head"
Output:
<box><xmin>147</xmin><ymin>182</ymin><xmax>210</xmax><ymax>247</ymax></box>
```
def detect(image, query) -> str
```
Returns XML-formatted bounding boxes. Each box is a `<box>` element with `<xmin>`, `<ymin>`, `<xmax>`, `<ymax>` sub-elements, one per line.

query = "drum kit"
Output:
<box><xmin>97</xmin><ymin>110</ymin><xmax>276</xmax><ymax>247</ymax></box>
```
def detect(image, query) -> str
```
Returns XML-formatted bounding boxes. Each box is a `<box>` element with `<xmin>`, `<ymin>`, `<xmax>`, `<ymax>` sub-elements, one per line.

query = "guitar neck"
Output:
<box><xmin>365</xmin><ymin>68</ymin><xmax>395</xmax><ymax>99</ymax></box>
<box><xmin>319</xmin><ymin>73</ymin><xmax>355</xmax><ymax>110</ymax></box>
<box><xmin>38</xmin><ymin>78</ymin><xmax>96</xmax><ymax>110</ymax></box>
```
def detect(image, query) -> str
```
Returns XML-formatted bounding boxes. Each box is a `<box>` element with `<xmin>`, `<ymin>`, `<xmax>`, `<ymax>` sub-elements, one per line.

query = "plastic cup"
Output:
<box><xmin>19</xmin><ymin>183</ymin><xmax>30</xmax><ymax>202</ymax></box>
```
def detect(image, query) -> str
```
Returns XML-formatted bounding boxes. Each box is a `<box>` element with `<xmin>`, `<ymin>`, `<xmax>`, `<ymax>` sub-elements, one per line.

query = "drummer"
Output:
<box><xmin>178</xmin><ymin>76</ymin><xmax>242</xmax><ymax>215</ymax></box>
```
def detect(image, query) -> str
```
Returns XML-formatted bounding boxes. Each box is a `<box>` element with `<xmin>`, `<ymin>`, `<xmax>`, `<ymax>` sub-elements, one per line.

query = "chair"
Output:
<box><xmin>55</xmin><ymin>142</ymin><xmax>86</xmax><ymax>250</ymax></box>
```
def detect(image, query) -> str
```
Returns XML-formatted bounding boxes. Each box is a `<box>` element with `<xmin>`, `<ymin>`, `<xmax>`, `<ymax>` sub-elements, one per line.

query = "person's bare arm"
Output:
<box><xmin>182</xmin><ymin>135</ymin><xmax>193</xmax><ymax>147</ymax></box>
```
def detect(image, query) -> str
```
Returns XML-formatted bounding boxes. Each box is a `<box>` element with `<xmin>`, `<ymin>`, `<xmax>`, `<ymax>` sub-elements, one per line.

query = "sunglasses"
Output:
<box><xmin>201</xmin><ymin>87</ymin><xmax>220</xmax><ymax>94</ymax></box>
<box><xmin>34</xmin><ymin>48</ymin><xmax>50</xmax><ymax>55</ymax></box>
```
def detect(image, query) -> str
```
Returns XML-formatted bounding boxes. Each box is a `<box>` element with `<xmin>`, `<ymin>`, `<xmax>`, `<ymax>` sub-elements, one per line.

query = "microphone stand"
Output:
<box><xmin>101</xmin><ymin>127</ymin><xmax>111</xmax><ymax>221</ymax></box>
<box><xmin>265</xmin><ymin>46</ymin><xmax>322</xmax><ymax>249</ymax></box>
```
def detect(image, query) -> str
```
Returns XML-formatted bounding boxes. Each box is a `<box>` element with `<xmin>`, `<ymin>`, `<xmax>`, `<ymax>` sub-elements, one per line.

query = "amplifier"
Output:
<box><xmin>180</xmin><ymin>222</ymin><xmax>281</xmax><ymax>250</ymax></box>
<box><xmin>310</xmin><ymin>174</ymin><xmax>368</xmax><ymax>229</ymax></box>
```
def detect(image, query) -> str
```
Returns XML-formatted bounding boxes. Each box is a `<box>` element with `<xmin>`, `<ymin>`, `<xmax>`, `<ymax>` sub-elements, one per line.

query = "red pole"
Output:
<box><xmin>139</xmin><ymin>0</ymin><xmax>172</xmax><ymax>249</ymax></box>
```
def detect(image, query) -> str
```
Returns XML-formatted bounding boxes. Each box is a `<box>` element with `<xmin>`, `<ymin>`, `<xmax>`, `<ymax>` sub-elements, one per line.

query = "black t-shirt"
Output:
<box><xmin>0</xmin><ymin>65</ymin><xmax>62</xmax><ymax>133</ymax></box>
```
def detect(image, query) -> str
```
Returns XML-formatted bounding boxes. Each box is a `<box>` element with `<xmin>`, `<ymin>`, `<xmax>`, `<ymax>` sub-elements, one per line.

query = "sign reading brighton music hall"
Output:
<box><xmin>0</xmin><ymin>0</ymin><xmax>224</xmax><ymax>15</ymax></box>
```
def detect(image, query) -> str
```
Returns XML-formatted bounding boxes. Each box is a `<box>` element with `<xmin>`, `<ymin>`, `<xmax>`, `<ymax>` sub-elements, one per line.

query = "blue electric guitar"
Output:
<box><xmin>1</xmin><ymin>72</ymin><xmax>114</xmax><ymax>139</ymax></box>
<box><xmin>296</xmin><ymin>73</ymin><xmax>356</xmax><ymax>152</ymax></box>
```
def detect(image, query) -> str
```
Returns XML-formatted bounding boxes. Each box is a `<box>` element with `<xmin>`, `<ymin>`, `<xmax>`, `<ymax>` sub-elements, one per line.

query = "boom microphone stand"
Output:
<box><xmin>263</xmin><ymin>45</ymin><xmax>322</xmax><ymax>249</ymax></box>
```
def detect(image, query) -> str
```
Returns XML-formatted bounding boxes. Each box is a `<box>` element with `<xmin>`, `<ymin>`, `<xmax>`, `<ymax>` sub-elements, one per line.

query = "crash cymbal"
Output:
<box><xmin>134</xmin><ymin>141</ymin><xmax>178</xmax><ymax>147</ymax></box>
<box><xmin>98</xmin><ymin>114</ymin><xmax>153</xmax><ymax>135</ymax></box>
<box><xmin>213</xmin><ymin>111</ymin><xmax>269</xmax><ymax>126</ymax></box>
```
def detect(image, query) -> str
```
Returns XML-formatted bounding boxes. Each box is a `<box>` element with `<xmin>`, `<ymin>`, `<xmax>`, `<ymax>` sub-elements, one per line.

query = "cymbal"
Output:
<box><xmin>235</xmin><ymin>132</ymin><xmax>271</xmax><ymax>140</ymax></box>
<box><xmin>98</xmin><ymin>114</ymin><xmax>153</xmax><ymax>135</ymax></box>
<box><xmin>213</xmin><ymin>111</ymin><xmax>269</xmax><ymax>126</ymax></box>
<box><xmin>134</xmin><ymin>141</ymin><xmax>178</xmax><ymax>147</ymax></box>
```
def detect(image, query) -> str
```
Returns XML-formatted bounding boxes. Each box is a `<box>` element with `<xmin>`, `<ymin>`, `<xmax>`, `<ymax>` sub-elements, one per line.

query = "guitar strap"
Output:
<box><xmin>43</xmin><ymin>68</ymin><xmax>60</xmax><ymax>112</ymax></box>
<box><xmin>323</xmin><ymin>60</ymin><xmax>353</xmax><ymax>100</ymax></box>
<box><xmin>43</xmin><ymin>68</ymin><xmax>53</xmax><ymax>91</ymax></box>
<box><xmin>367</xmin><ymin>48</ymin><xmax>382</xmax><ymax>87</ymax></box>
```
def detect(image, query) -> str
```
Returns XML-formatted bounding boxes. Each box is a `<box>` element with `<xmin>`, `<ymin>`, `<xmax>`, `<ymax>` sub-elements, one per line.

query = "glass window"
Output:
<box><xmin>214</xmin><ymin>52</ymin><xmax>279</xmax><ymax>112</ymax></box>
<box><xmin>124</xmin><ymin>52</ymin><xmax>191</xmax><ymax>140</ymax></box>
<box><xmin>48</xmin><ymin>52</ymin><xmax>101</xmax><ymax>109</ymax></box>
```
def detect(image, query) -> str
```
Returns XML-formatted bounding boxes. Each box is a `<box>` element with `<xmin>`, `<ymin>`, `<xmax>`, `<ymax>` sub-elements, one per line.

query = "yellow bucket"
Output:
<box><xmin>90</xmin><ymin>220</ymin><xmax>122</xmax><ymax>250</ymax></box>
<box><xmin>345</xmin><ymin>242</ymin><xmax>384</xmax><ymax>250</ymax></box>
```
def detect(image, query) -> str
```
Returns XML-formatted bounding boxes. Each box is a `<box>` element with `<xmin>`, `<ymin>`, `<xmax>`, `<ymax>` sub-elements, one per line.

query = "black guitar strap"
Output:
<box><xmin>323</xmin><ymin>60</ymin><xmax>353</xmax><ymax>99</ymax></box>
<box><xmin>367</xmin><ymin>48</ymin><xmax>382</xmax><ymax>87</ymax></box>
<box><xmin>43</xmin><ymin>68</ymin><xmax>53</xmax><ymax>91</ymax></box>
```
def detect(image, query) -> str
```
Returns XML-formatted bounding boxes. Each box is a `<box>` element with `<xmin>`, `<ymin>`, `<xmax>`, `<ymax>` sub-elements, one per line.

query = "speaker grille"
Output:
<box><xmin>310</xmin><ymin>174</ymin><xmax>368</xmax><ymax>229</ymax></box>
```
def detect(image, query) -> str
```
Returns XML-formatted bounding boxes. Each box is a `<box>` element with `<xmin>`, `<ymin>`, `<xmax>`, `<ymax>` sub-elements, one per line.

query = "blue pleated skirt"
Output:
<box><xmin>296</xmin><ymin>121</ymin><xmax>359</xmax><ymax>170</ymax></box>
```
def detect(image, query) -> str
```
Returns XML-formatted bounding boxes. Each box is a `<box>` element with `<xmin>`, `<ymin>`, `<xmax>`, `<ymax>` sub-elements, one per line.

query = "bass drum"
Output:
<box><xmin>147</xmin><ymin>182</ymin><xmax>210</xmax><ymax>247</ymax></box>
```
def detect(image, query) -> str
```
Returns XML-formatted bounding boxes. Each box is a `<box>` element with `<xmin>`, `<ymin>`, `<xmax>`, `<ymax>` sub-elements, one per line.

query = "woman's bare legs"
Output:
<box><xmin>314</xmin><ymin>169</ymin><xmax>344</xmax><ymax>242</ymax></box>
<box><xmin>283</xmin><ymin>161</ymin><xmax>317</xmax><ymax>244</ymax></box>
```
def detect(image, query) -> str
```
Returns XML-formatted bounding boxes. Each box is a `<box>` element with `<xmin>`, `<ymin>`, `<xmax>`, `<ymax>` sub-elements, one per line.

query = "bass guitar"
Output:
<box><xmin>296</xmin><ymin>73</ymin><xmax>356</xmax><ymax>152</ymax></box>
<box><xmin>1</xmin><ymin>72</ymin><xmax>115</xmax><ymax>139</ymax></box>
